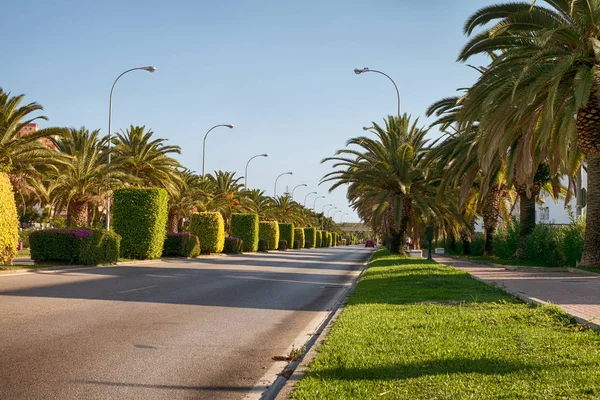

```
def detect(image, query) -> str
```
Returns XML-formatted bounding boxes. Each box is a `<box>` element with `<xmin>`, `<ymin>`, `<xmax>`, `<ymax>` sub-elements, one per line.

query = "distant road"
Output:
<box><xmin>0</xmin><ymin>246</ymin><xmax>371</xmax><ymax>399</ymax></box>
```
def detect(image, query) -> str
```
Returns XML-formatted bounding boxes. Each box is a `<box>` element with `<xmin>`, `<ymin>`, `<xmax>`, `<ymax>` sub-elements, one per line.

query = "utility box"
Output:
<box><xmin>408</xmin><ymin>250</ymin><xmax>423</xmax><ymax>258</ymax></box>
<box><xmin>435</xmin><ymin>248</ymin><xmax>445</xmax><ymax>255</ymax></box>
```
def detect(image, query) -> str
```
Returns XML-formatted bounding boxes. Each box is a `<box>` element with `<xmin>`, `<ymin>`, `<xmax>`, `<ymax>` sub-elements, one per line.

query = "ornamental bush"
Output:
<box><xmin>294</xmin><ymin>228</ymin><xmax>305</xmax><ymax>249</ymax></box>
<box><xmin>326</xmin><ymin>232</ymin><xmax>333</xmax><ymax>247</ymax></box>
<box><xmin>231</xmin><ymin>213</ymin><xmax>259</xmax><ymax>252</ymax></box>
<box><xmin>279</xmin><ymin>223</ymin><xmax>294</xmax><ymax>250</ymax></box>
<box><xmin>190</xmin><ymin>212</ymin><xmax>225</xmax><ymax>254</ymax></box>
<box><xmin>304</xmin><ymin>227</ymin><xmax>317</xmax><ymax>248</ymax></box>
<box><xmin>258</xmin><ymin>239</ymin><xmax>269</xmax><ymax>252</ymax></box>
<box><xmin>0</xmin><ymin>172</ymin><xmax>18</xmax><ymax>265</ymax></box>
<box><xmin>315</xmin><ymin>230</ymin><xmax>322</xmax><ymax>248</ymax></box>
<box><xmin>278</xmin><ymin>240</ymin><xmax>288</xmax><ymax>251</ymax></box>
<box><xmin>321</xmin><ymin>231</ymin><xmax>328</xmax><ymax>247</ymax></box>
<box><xmin>162</xmin><ymin>233</ymin><xmax>200</xmax><ymax>257</ymax></box>
<box><xmin>224</xmin><ymin>237</ymin><xmax>243</xmax><ymax>254</ymax></box>
<box><xmin>113</xmin><ymin>188</ymin><xmax>169</xmax><ymax>259</ymax></box>
<box><xmin>259</xmin><ymin>221</ymin><xmax>279</xmax><ymax>250</ymax></box>
<box><xmin>30</xmin><ymin>229</ymin><xmax>120</xmax><ymax>265</ymax></box>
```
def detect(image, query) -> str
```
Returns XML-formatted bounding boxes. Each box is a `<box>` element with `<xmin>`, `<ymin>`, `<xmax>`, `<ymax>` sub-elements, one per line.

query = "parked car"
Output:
<box><xmin>365</xmin><ymin>239</ymin><xmax>375</xmax><ymax>248</ymax></box>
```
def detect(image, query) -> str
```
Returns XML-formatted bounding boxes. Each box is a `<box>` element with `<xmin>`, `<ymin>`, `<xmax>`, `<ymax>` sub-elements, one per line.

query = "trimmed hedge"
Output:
<box><xmin>259</xmin><ymin>221</ymin><xmax>280</xmax><ymax>250</ymax></box>
<box><xmin>231</xmin><ymin>213</ymin><xmax>259</xmax><ymax>252</ymax></box>
<box><xmin>162</xmin><ymin>233</ymin><xmax>200</xmax><ymax>257</ymax></box>
<box><xmin>258</xmin><ymin>239</ymin><xmax>269</xmax><ymax>252</ymax></box>
<box><xmin>224</xmin><ymin>237</ymin><xmax>243</xmax><ymax>254</ymax></box>
<box><xmin>0</xmin><ymin>172</ymin><xmax>18</xmax><ymax>264</ymax></box>
<box><xmin>304</xmin><ymin>227</ymin><xmax>317</xmax><ymax>248</ymax></box>
<box><xmin>294</xmin><ymin>228</ymin><xmax>305</xmax><ymax>249</ymax></box>
<box><xmin>315</xmin><ymin>230</ymin><xmax>322</xmax><ymax>248</ymax></box>
<box><xmin>191</xmin><ymin>212</ymin><xmax>225</xmax><ymax>254</ymax></box>
<box><xmin>30</xmin><ymin>229</ymin><xmax>120</xmax><ymax>265</ymax></box>
<box><xmin>279</xmin><ymin>223</ymin><xmax>294</xmax><ymax>250</ymax></box>
<box><xmin>278</xmin><ymin>240</ymin><xmax>288</xmax><ymax>251</ymax></box>
<box><xmin>332</xmin><ymin>232</ymin><xmax>338</xmax><ymax>247</ymax></box>
<box><xmin>113</xmin><ymin>188</ymin><xmax>169</xmax><ymax>259</ymax></box>
<box><xmin>326</xmin><ymin>232</ymin><xmax>333</xmax><ymax>247</ymax></box>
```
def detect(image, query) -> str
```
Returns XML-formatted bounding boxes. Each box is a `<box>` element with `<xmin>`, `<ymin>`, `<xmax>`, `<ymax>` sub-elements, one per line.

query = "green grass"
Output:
<box><xmin>292</xmin><ymin>249</ymin><xmax>600</xmax><ymax>400</ymax></box>
<box><xmin>16</xmin><ymin>248</ymin><xmax>30</xmax><ymax>257</ymax></box>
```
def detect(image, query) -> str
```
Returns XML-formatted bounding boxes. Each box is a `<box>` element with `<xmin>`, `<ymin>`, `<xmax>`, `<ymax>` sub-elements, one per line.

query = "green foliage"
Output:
<box><xmin>258</xmin><ymin>239</ymin><xmax>268</xmax><ymax>252</ymax></box>
<box><xmin>524</xmin><ymin>224</ymin><xmax>563</xmax><ymax>267</ymax></box>
<box><xmin>18</xmin><ymin>227</ymin><xmax>35</xmax><ymax>248</ymax></box>
<box><xmin>279</xmin><ymin>223</ymin><xmax>294</xmax><ymax>249</ymax></box>
<box><xmin>190</xmin><ymin>212</ymin><xmax>225</xmax><ymax>254</ymax></box>
<box><xmin>231</xmin><ymin>213</ymin><xmax>259</xmax><ymax>252</ymax></box>
<box><xmin>30</xmin><ymin>229</ymin><xmax>120</xmax><ymax>265</ymax></box>
<box><xmin>492</xmin><ymin>219</ymin><xmax>520</xmax><ymax>259</ymax></box>
<box><xmin>259</xmin><ymin>221</ymin><xmax>279</xmax><ymax>250</ymax></box>
<box><xmin>304</xmin><ymin>227</ymin><xmax>317</xmax><ymax>248</ymax></box>
<box><xmin>294</xmin><ymin>228</ymin><xmax>305</xmax><ymax>249</ymax></box>
<box><xmin>326</xmin><ymin>232</ymin><xmax>333</xmax><ymax>247</ymax></box>
<box><xmin>563</xmin><ymin>217</ymin><xmax>585</xmax><ymax>267</ymax></box>
<box><xmin>162</xmin><ymin>233</ymin><xmax>200</xmax><ymax>257</ymax></box>
<box><xmin>50</xmin><ymin>217</ymin><xmax>67</xmax><ymax>229</ymax></box>
<box><xmin>0</xmin><ymin>172</ymin><xmax>18</xmax><ymax>264</ymax></box>
<box><xmin>224</xmin><ymin>237</ymin><xmax>243</xmax><ymax>254</ymax></box>
<box><xmin>278</xmin><ymin>240</ymin><xmax>288</xmax><ymax>251</ymax></box>
<box><xmin>113</xmin><ymin>188</ymin><xmax>169</xmax><ymax>259</ymax></box>
<box><xmin>315</xmin><ymin>230</ymin><xmax>322</xmax><ymax>248</ymax></box>
<box><xmin>470</xmin><ymin>233</ymin><xmax>485</xmax><ymax>257</ymax></box>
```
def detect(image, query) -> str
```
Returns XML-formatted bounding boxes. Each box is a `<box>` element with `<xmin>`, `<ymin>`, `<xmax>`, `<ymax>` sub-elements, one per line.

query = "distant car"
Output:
<box><xmin>365</xmin><ymin>239</ymin><xmax>375</xmax><ymax>248</ymax></box>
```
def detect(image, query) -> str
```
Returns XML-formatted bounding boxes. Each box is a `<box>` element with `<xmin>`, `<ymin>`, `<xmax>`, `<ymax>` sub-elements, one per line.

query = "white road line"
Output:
<box><xmin>116</xmin><ymin>285</ymin><xmax>159</xmax><ymax>294</ymax></box>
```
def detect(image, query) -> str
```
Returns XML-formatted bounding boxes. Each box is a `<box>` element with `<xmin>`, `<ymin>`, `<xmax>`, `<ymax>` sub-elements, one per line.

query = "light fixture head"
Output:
<box><xmin>300</xmin><ymin>183</ymin><xmax>307</xmax><ymax>187</ymax></box>
<box><xmin>363</xmin><ymin>126</ymin><xmax>373</xmax><ymax>131</ymax></box>
<box><xmin>354</xmin><ymin>67</ymin><xmax>369</xmax><ymax>75</ymax></box>
<box><xmin>286</xmin><ymin>171</ymin><xmax>293</xmax><ymax>175</ymax></box>
<box><xmin>225</xmin><ymin>124</ymin><xmax>234</xmax><ymax>129</ymax></box>
<box><xmin>261</xmin><ymin>153</ymin><xmax>268</xmax><ymax>157</ymax></box>
<box><xmin>143</xmin><ymin>66</ymin><xmax>157</xmax><ymax>73</ymax></box>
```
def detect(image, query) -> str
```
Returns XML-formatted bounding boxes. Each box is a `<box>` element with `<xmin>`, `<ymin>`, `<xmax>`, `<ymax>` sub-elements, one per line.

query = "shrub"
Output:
<box><xmin>259</xmin><ymin>221</ymin><xmax>279</xmax><ymax>250</ymax></box>
<box><xmin>190</xmin><ymin>212</ymin><xmax>225</xmax><ymax>254</ymax></box>
<box><xmin>315</xmin><ymin>230</ymin><xmax>322</xmax><ymax>248</ymax></box>
<box><xmin>562</xmin><ymin>216</ymin><xmax>585</xmax><ymax>267</ymax></box>
<box><xmin>321</xmin><ymin>231</ymin><xmax>328</xmax><ymax>247</ymax></box>
<box><xmin>332</xmin><ymin>232</ymin><xmax>338</xmax><ymax>246</ymax></box>
<box><xmin>30</xmin><ymin>229</ymin><xmax>120</xmax><ymax>265</ymax></box>
<box><xmin>470</xmin><ymin>233</ymin><xmax>485</xmax><ymax>257</ymax></box>
<box><xmin>162</xmin><ymin>233</ymin><xmax>200</xmax><ymax>257</ymax></box>
<box><xmin>524</xmin><ymin>224</ymin><xmax>563</xmax><ymax>267</ymax></box>
<box><xmin>258</xmin><ymin>239</ymin><xmax>269</xmax><ymax>252</ymax></box>
<box><xmin>278</xmin><ymin>240</ymin><xmax>288</xmax><ymax>251</ymax></box>
<box><xmin>19</xmin><ymin>227</ymin><xmax>36</xmax><ymax>248</ymax></box>
<box><xmin>50</xmin><ymin>217</ymin><xmax>67</xmax><ymax>229</ymax></box>
<box><xmin>279</xmin><ymin>223</ymin><xmax>294</xmax><ymax>249</ymax></box>
<box><xmin>231</xmin><ymin>213</ymin><xmax>259</xmax><ymax>252</ymax></box>
<box><xmin>294</xmin><ymin>228</ymin><xmax>305</xmax><ymax>249</ymax></box>
<box><xmin>113</xmin><ymin>188</ymin><xmax>169</xmax><ymax>259</ymax></box>
<box><xmin>0</xmin><ymin>172</ymin><xmax>18</xmax><ymax>264</ymax></box>
<box><xmin>326</xmin><ymin>232</ymin><xmax>333</xmax><ymax>247</ymax></box>
<box><xmin>304</xmin><ymin>227</ymin><xmax>317</xmax><ymax>248</ymax></box>
<box><xmin>224</xmin><ymin>237</ymin><xmax>244</xmax><ymax>254</ymax></box>
<box><xmin>492</xmin><ymin>218</ymin><xmax>520</xmax><ymax>259</ymax></box>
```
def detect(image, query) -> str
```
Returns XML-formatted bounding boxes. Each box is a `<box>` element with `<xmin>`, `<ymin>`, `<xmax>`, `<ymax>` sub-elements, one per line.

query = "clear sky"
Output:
<box><xmin>3</xmin><ymin>0</ymin><xmax>494</xmax><ymax>222</ymax></box>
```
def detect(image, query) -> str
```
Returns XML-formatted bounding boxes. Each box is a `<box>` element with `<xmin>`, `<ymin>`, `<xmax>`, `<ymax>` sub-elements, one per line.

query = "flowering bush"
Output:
<box><xmin>223</xmin><ymin>237</ymin><xmax>243</xmax><ymax>254</ymax></box>
<box><xmin>162</xmin><ymin>233</ymin><xmax>200</xmax><ymax>257</ymax></box>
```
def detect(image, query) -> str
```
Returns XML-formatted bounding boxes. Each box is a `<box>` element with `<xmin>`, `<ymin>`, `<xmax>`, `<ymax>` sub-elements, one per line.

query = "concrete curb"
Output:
<box><xmin>443</xmin><ymin>254</ymin><xmax>600</xmax><ymax>275</ymax></box>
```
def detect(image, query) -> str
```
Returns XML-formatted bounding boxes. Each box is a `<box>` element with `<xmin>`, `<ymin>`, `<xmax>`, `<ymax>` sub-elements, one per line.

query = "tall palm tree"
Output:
<box><xmin>240</xmin><ymin>189</ymin><xmax>273</xmax><ymax>218</ymax></box>
<box><xmin>458</xmin><ymin>1</ymin><xmax>600</xmax><ymax>266</ymax></box>
<box><xmin>205</xmin><ymin>170</ymin><xmax>244</xmax><ymax>231</ymax></box>
<box><xmin>167</xmin><ymin>169</ymin><xmax>208</xmax><ymax>233</ymax></box>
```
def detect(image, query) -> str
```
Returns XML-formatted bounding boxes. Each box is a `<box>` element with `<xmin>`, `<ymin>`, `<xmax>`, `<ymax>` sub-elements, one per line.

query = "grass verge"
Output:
<box><xmin>292</xmin><ymin>248</ymin><xmax>600</xmax><ymax>400</ymax></box>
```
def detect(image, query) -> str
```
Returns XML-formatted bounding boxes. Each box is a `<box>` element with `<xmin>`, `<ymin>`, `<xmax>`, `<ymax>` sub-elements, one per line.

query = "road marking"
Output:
<box><xmin>144</xmin><ymin>274</ymin><xmax>180</xmax><ymax>278</ymax></box>
<box><xmin>116</xmin><ymin>285</ymin><xmax>159</xmax><ymax>294</ymax></box>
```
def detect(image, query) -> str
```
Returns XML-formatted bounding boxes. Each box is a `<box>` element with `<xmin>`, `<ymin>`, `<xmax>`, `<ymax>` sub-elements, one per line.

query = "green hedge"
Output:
<box><xmin>278</xmin><ymin>240</ymin><xmax>288</xmax><ymax>251</ymax></box>
<box><xmin>321</xmin><ymin>231</ymin><xmax>328</xmax><ymax>247</ymax></box>
<box><xmin>258</xmin><ymin>239</ymin><xmax>269</xmax><ymax>252</ymax></box>
<box><xmin>304</xmin><ymin>227</ymin><xmax>317</xmax><ymax>248</ymax></box>
<box><xmin>315</xmin><ymin>230</ymin><xmax>322</xmax><ymax>248</ymax></box>
<box><xmin>224</xmin><ymin>237</ymin><xmax>243</xmax><ymax>254</ymax></box>
<box><xmin>30</xmin><ymin>229</ymin><xmax>120</xmax><ymax>265</ymax></box>
<box><xmin>279</xmin><ymin>223</ymin><xmax>294</xmax><ymax>250</ymax></box>
<box><xmin>231</xmin><ymin>213</ymin><xmax>259</xmax><ymax>252</ymax></box>
<box><xmin>113</xmin><ymin>188</ymin><xmax>169</xmax><ymax>259</ymax></box>
<box><xmin>259</xmin><ymin>221</ymin><xmax>280</xmax><ymax>250</ymax></box>
<box><xmin>0</xmin><ymin>172</ymin><xmax>18</xmax><ymax>264</ymax></box>
<box><xmin>162</xmin><ymin>233</ymin><xmax>200</xmax><ymax>257</ymax></box>
<box><xmin>190</xmin><ymin>212</ymin><xmax>225</xmax><ymax>254</ymax></box>
<box><xmin>294</xmin><ymin>228</ymin><xmax>305</xmax><ymax>249</ymax></box>
<box><xmin>326</xmin><ymin>232</ymin><xmax>333</xmax><ymax>247</ymax></box>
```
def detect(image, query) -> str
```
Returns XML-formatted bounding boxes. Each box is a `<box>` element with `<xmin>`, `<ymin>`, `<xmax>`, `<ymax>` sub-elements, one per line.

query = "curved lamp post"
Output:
<box><xmin>363</xmin><ymin>126</ymin><xmax>374</xmax><ymax>131</ymax></box>
<box><xmin>291</xmin><ymin>184</ymin><xmax>307</xmax><ymax>200</ymax></box>
<box><xmin>202</xmin><ymin>124</ymin><xmax>234</xmax><ymax>177</ymax></box>
<box><xmin>321</xmin><ymin>203</ymin><xmax>333</xmax><ymax>213</ymax></box>
<box><xmin>339</xmin><ymin>212</ymin><xmax>349</xmax><ymax>223</ymax></box>
<box><xmin>327</xmin><ymin>207</ymin><xmax>338</xmax><ymax>218</ymax></box>
<box><xmin>106</xmin><ymin>65</ymin><xmax>156</xmax><ymax>230</ymax></box>
<box><xmin>303</xmin><ymin>191</ymin><xmax>317</xmax><ymax>207</ymax></box>
<box><xmin>354</xmin><ymin>67</ymin><xmax>400</xmax><ymax>120</ymax></box>
<box><xmin>312</xmin><ymin>195</ymin><xmax>325</xmax><ymax>210</ymax></box>
<box><xmin>244</xmin><ymin>153</ymin><xmax>268</xmax><ymax>187</ymax></box>
<box><xmin>274</xmin><ymin>172</ymin><xmax>293</xmax><ymax>196</ymax></box>
<box><xmin>332</xmin><ymin>210</ymin><xmax>342</xmax><ymax>220</ymax></box>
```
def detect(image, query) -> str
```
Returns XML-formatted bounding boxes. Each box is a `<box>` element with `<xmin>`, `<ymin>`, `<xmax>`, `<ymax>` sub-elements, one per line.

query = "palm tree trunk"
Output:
<box><xmin>167</xmin><ymin>211</ymin><xmax>178</xmax><ymax>233</ymax></box>
<box><xmin>581</xmin><ymin>157</ymin><xmax>600</xmax><ymax>266</ymax></box>
<box><xmin>514</xmin><ymin>189</ymin><xmax>537</xmax><ymax>259</ymax></box>
<box><xmin>483</xmin><ymin>185</ymin><xmax>501</xmax><ymax>256</ymax></box>
<box><xmin>396</xmin><ymin>197</ymin><xmax>413</xmax><ymax>254</ymax></box>
<box><xmin>67</xmin><ymin>200</ymin><xmax>88</xmax><ymax>228</ymax></box>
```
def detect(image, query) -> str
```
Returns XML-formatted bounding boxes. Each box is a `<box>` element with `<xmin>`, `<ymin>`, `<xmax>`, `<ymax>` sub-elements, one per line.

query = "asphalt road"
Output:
<box><xmin>0</xmin><ymin>246</ymin><xmax>372</xmax><ymax>400</ymax></box>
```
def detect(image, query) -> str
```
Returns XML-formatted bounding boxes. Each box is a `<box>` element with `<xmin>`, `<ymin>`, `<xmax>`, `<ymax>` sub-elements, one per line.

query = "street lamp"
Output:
<box><xmin>244</xmin><ymin>153</ymin><xmax>268</xmax><ymax>187</ymax></box>
<box><xmin>274</xmin><ymin>172</ymin><xmax>293</xmax><ymax>196</ymax></box>
<box><xmin>340</xmin><ymin>213</ymin><xmax>349</xmax><ymax>223</ymax></box>
<box><xmin>202</xmin><ymin>124</ymin><xmax>234</xmax><ymax>177</ymax></box>
<box><xmin>332</xmin><ymin>210</ymin><xmax>342</xmax><ymax>221</ymax></box>
<box><xmin>363</xmin><ymin>126</ymin><xmax>374</xmax><ymax>131</ymax></box>
<box><xmin>321</xmin><ymin>203</ymin><xmax>333</xmax><ymax>213</ymax></box>
<box><xmin>291</xmin><ymin>184</ymin><xmax>307</xmax><ymax>200</ymax></box>
<box><xmin>106</xmin><ymin>65</ymin><xmax>156</xmax><ymax>230</ymax></box>
<box><xmin>327</xmin><ymin>207</ymin><xmax>338</xmax><ymax>217</ymax></box>
<box><xmin>354</xmin><ymin>67</ymin><xmax>401</xmax><ymax>120</ymax></box>
<box><xmin>303</xmin><ymin>191</ymin><xmax>317</xmax><ymax>207</ymax></box>
<box><xmin>313</xmin><ymin>195</ymin><xmax>325</xmax><ymax>210</ymax></box>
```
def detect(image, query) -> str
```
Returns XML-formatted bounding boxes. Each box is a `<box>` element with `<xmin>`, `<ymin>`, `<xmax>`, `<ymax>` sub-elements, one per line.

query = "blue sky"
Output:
<box><xmin>3</xmin><ymin>0</ymin><xmax>494</xmax><ymax>222</ymax></box>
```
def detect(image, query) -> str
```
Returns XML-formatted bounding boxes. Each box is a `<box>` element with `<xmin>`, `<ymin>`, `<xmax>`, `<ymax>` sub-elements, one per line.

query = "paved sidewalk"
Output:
<box><xmin>435</xmin><ymin>256</ymin><xmax>600</xmax><ymax>329</ymax></box>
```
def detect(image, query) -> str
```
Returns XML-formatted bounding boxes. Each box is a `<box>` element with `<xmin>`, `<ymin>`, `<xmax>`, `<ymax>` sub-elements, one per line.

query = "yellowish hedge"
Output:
<box><xmin>0</xmin><ymin>173</ymin><xmax>18</xmax><ymax>264</ymax></box>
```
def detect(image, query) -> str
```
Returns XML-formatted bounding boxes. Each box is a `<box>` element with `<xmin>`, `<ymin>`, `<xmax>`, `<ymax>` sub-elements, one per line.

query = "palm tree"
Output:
<box><xmin>205</xmin><ymin>170</ymin><xmax>244</xmax><ymax>230</ymax></box>
<box><xmin>458</xmin><ymin>1</ymin><xmax>600</xmax><ymax>266</ymax></box>
<box><xmin>167</xmin><ymin>169</ymin><xmax>208</xmax><ymax>233</ymax></box>
<box><xmin>240</xmin><ymin>189</ymin><xmax>273</xmax><ymax>217</ymax></box>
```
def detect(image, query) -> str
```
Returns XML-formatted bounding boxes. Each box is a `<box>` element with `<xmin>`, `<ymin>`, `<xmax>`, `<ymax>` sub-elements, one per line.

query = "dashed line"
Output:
<box><xmin>116</xmin><ymin>285</ymin><xmax>159</xmax><ymax>294</ymax></box>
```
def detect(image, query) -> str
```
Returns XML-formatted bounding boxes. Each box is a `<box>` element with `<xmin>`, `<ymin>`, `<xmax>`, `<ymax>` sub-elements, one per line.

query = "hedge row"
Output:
<box><xmin>294</xmin><ymin>228</ymin><xmax>305</xmax><ymax>249</ymax></box>
<box><xmin>30</xmin><ymin>229</ymin><xmax>120</xmax><ymax>265</ymax></box>
<box><xmin>279</xmin><ymin>223</ymin><xmax>294</xmax><ymax>250</ymax></box>
<box><xmin>231</xmin><ymin>213</ymin><xmax>259</xmax><ymax>252</ymax></box>
<box><xmin>191</xmin><ymin>212</ymin><xmax>225</xmax><ymax>254</ymax></box>
<box><xmin>0</xmin><ymin>172</ymin><xmax>18</xmax><ymax>265</ymax></box>
<box><xmin>315</xmin><ymin>230</ymin><xmax>322</xmax><ymax>248</ymax></box>
<box><xmin>304</xmin><ymin>227</ymin><xmax>316</xmax><ymax>248</ymax></box>
<box><xmin>259</xmin><ymin>221</ymin><xmax>279</xmax><ymax>250</ymax></box>
<box><xmin>162</xmin><ymin>233</ymin><xmax>200</xmax><ymax>257</ymax></box>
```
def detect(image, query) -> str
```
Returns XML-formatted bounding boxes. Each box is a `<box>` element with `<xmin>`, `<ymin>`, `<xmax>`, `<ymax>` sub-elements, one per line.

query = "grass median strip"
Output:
<box><xmin>292</xmin><ymin>248</ymin><xmax>600</xmax><ymax>400</ymax></box>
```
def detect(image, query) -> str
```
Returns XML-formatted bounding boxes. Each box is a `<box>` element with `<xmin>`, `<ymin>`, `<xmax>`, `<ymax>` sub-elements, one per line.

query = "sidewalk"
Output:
<box><xmin>436</xmin><ymin>256</ymin><xmax>600</xmax><ymax>329</ymax></box>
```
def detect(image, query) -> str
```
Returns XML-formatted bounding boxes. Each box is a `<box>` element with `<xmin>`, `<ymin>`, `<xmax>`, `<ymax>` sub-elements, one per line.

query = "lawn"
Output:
<box><xmin>292</xmin><ymin>249</ymin><xmax>600</xmax><ymax>400</ymax></box>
